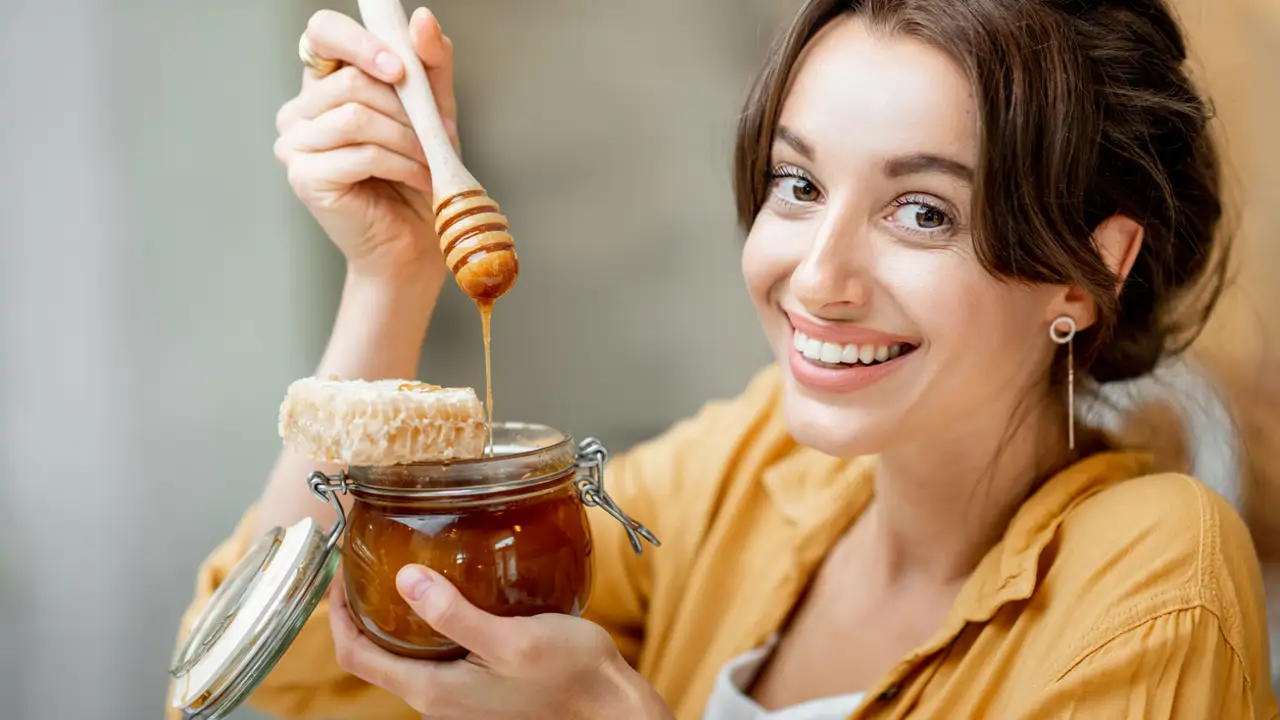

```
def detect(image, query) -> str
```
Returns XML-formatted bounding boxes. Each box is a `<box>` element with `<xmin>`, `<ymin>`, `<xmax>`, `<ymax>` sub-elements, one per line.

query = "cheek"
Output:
<box><xmin>885</xmin><ymin>250</ymin><xmax>1050</xmax><ymax>377</ymax></box>
<box><xmin>875</xmin><ymin>247</ymin><xmax>981</xmax><ymax>333</ymax></box>
<box><xmin>742</xmin><ymin>215</ymin><xmax>803</xmax><ymax>306</ymax></box>
<box><xmin>885</xmin><ymin>245</ymin><xmax>1044</xmax><ymax>348</ymax></box>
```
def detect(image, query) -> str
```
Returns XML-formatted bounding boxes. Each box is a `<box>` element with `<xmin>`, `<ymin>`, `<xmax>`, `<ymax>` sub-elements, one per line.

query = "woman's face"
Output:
<box><xmin>743</xmin><ymin>17</ymin><xmax>1064</xmax><ymax>458</ymax></box>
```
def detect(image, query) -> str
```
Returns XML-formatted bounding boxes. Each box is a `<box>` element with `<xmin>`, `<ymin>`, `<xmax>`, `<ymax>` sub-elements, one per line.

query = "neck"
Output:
<box><xmin>865</xmin><ymin>388</ymin><xmax>1075</xmax><ymax>585</ymax></box>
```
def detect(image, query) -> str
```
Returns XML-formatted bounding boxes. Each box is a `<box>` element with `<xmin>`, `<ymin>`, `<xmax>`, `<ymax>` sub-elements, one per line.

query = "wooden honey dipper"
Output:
<box><xmin>357</xmin><ymin>0</ymin><xmax>518</xmax><ymax>302</ymax></box>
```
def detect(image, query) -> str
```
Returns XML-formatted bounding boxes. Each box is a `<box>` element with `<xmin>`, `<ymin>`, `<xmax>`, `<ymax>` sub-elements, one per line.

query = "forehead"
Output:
<box><xmin>778</xmin><ymin>16</ymin><xmax>978</xmax><ymax>163</ymax></box>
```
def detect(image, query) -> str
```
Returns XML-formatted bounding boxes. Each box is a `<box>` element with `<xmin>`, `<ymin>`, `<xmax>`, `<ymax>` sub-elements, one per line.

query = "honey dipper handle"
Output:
<box><xmin>356</xmin><ymin>0</ymin><xmax>477</xmax><ymax>197</ymax></box>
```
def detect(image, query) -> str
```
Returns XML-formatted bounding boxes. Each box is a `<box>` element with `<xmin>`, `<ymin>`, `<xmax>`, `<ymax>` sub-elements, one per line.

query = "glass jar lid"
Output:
<box><xmin>167</xmin><ymin>473</ymin><xmax>347</xmax><ymax>719</ymax></box>
<box><xmin>344</xmin><ymin>422</ymin><xmax>579</xmax><ymax>497</ymax></box>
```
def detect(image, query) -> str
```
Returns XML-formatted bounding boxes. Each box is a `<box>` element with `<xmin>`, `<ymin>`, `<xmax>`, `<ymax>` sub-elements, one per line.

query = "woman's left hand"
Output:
<box><xmin>329</xmin><ymin>565</ymin><xmax>673</xmax><ymax>719</ymax></box>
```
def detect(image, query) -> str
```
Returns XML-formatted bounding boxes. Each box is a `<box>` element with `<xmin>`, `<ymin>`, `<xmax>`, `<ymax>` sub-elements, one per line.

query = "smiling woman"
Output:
<box><xmin>171</xmin><ymin>1</ymin><xmax>1274</xmax><ymax>719</ymax></box>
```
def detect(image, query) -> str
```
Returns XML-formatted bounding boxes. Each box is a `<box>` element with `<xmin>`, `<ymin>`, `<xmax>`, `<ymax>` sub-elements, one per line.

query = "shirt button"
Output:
<box><xmin>877</xmin><ymin>684</ymin><xmax>901</xmax><ymax>702</ymax></box>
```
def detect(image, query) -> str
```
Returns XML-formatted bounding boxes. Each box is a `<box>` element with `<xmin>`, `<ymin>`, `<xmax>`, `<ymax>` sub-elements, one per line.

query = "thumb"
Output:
<box><xmin>396</xmin><ymin>565</ymin><xmax>507</xmax><ymax>659</ymax></box>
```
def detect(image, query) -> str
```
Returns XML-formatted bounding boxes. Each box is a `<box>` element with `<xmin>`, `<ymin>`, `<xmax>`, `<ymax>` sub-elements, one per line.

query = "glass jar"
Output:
<box><xmin>167</xmin><ymin>422</ymin><xmax>657</xmax><ymax>719</ymax></box>
<box><xmin>341</xmin><ymin>422</ymin><xmax>594</xmax><ymax>659</ymax></box>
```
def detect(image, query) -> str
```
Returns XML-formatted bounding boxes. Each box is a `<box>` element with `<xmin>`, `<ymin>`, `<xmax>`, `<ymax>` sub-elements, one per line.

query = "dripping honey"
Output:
<box><xmin>478</xmin><ymin>299</ymin><xmax>494</xmax><ymax>456</ymax></box>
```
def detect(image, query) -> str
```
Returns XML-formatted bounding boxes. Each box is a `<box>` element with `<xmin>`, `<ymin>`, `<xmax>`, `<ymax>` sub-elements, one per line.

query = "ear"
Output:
<box><xmin>1094</xmin><ymin>214</ymin><xmax>1144</xmax><ymax>289</ymax></box>
<box><xmin>1044</xmin><ymin>214</ymin><xmax>1145</xmax><ymax>331</ymax></box>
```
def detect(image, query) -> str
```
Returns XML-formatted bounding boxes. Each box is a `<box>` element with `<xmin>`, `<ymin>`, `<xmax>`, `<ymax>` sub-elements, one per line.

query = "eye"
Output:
<box><xmin>889</xmin><ymin>196</ymin><xmax>954</xmax><ymax>235</ymax></box>
<box><xmin>768</xmin><ymin>165</ymin><xmax>823</xmax><ymax>205</ymax></box>
<box><xmin>780</xmin><ymin>177</ymin><xmax>820</xmax><ymax>203</ymax></box>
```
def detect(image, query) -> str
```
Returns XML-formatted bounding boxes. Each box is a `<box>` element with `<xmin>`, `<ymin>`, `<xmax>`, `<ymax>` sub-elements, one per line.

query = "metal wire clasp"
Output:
<box><xmin>574</xmin><ymin>438</ymin><xmax>660</xmax><ymax>555</ymax></box>
<box><xmin>307</xmin><ymin>471</ymin><xmax>350</xmax><ymax>552</ymax></box>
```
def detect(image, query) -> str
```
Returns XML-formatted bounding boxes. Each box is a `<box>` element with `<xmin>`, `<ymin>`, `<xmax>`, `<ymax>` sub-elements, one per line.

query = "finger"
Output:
<box><xmin>283</xmin><ymin>143</ymin><xmax>432</xmax><ymax>197</ymax></box>
<box><xmin>289</xmin><ymin>102</ymin><xmax>427</xmax><ymax>166</ymax></box>
<box><xmin>397</xmin><ymin>565</ymin><xmax>521</xmax><ymax>666</ymax></box>
<box><xmin>328</xmin><ymin>582</ymin><xmax>474</xmax><ymax>715</ymax></box>
<box><xmin>305</xmin><ymin>9</ymin><xmax>404</xmax><ymax>83</ymax></box>
<box><xmin>279</xmin><ymin>65</ymin><xmax>412</xmax><ymax>132</ymax></box>
<box><xmin>409</xmin><ymin>7</ymin><xmax>458</xmax><ymax>145</ymax></box>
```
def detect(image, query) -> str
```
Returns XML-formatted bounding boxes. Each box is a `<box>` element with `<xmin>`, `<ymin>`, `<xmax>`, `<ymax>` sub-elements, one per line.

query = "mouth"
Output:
<box><xmin>791</xmin><ymin>329</ymin><xmax>919</xmax><ymax>369</ymax></box>
<box><xmin>784</xmin><ymin>319</ymin><xmax>921</xmax><ymax>394</ymax></box>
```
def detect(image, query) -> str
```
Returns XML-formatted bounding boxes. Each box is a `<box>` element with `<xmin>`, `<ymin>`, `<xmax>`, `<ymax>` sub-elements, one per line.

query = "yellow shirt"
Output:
<box><xmin>169</xmin><ymin>365</ymin><xmax>1278</xmax><ymax>719</ymax></box>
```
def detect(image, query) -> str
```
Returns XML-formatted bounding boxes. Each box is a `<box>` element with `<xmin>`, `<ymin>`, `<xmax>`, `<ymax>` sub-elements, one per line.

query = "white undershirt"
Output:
<box><xmin>701</xmin><ymin>635</ymin><xmax>866</xmax><ymax>720</ymax></box>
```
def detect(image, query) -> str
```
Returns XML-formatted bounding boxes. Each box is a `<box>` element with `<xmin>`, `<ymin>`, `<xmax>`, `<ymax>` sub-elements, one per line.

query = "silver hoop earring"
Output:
<box><xmin>1050</xmin><ymin>316</ymin><xmax>1077</xmax><ymax>451</ymax></box>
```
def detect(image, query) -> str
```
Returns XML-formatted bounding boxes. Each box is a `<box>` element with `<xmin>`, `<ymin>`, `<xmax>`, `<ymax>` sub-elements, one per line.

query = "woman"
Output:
<box><xmin>172</xmin><ymin>1</ymin><xmax>1276</xmax><ymax>718</ymax></box>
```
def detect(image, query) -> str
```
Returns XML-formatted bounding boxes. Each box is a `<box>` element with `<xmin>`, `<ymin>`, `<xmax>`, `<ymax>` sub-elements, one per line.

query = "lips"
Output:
<box><xmin>783</xmin><ymin>312</ymin><xmax>920</xmax><ymax>394</ymax></box>
<box><xmin>785</xmin><ymin>311</ymin><xmax>919</xmax><ymax>347</ymax></box>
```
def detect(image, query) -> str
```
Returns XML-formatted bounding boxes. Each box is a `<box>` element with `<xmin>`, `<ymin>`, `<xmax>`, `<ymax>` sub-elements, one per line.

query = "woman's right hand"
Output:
<box><xmin>274</xmin><ymin>7</ymin><xmax>458</xmax><ymax>283</ymax></box>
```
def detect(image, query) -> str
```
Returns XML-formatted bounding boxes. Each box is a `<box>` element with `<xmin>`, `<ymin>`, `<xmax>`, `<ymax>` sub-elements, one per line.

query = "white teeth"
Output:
<box><xmin>804</xmin><ymin>337</ymin><xmax>822</xmax><ymax>360</ymax></box>
<box><xmin>792</xmin><ymin>329</ymin><xmax>912</xmax><ymax>367</ymax></box>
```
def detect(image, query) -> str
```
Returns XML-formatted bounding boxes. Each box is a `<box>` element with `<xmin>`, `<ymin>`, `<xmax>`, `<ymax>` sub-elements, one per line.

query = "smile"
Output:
<box><xmin>792</xmin><ymin>330</ymin><xmax>914</xmax><ymax>367</ymax></box>
<box><xmin>787</xmin><ymin>327</ymin><xmax>920</xmax><ymax>393</ymax></box>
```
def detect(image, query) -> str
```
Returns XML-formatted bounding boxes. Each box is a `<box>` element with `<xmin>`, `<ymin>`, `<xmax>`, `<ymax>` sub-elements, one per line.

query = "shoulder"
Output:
<box><xmin>608</xmin><ymin>363</ymin><xmax>789</xmax><ymax>502</ymax></box>
<box><xmin>1060</xmin><ymin>471</ymin><xmax>1262</xmax><ymax>609</ymax></box>
<box><xmin>600</xmin><ymin>363</ymin><xmax>792</xmax><ymax>556</ymax></box>
<box><xmin>1044</xmin><ymin>470</ymin><xmax>1269</xmax><ymax>683</ymax></box>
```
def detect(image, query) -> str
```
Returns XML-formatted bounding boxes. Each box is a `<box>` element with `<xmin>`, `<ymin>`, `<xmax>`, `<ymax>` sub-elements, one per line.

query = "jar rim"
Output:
<box><xmin>344</xmin><ymin>421</ymin><xmax>578</xmax><ymax>499</ymax></box>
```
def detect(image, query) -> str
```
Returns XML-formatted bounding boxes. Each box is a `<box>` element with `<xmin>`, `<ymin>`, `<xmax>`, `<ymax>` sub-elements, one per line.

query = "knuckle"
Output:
<box><xmin>285</xmin><ymin>159</ymin><xmax>313</xmax><ymax>194</ymax></box>
<box><xmin>272</xmin><ymin>136</ymin><xmax>289</xmax><ymax>164</ymax></box>
<box><xmin>332</xmin><ymin>638</ymin><xmax>358</xmax><ymax>674</ymax></box>
<box><xmin>408</xmin><ymin>683</ymin><xmax>442</xmax><ymax>715</ymax></box>
<box><xmin>427</xmin><ymin>593</ymin><xmax>460</xmax><ymax>629</ymax></box>
<box><xmin>332</xmin><ymin>65</ymin><xmax>363</xmax><ymax>97</ymax></box>
<box><xmin>306</xmin><ymin>9</ymin><xmax>338</xmax><ymax>38</ymax></box>
<box><xmin>353</xmin><ymin>143</ymin><xmax>381</xmax><ymax>166</ymax></box>
<box><xmin>584</xmin><ymin>624</ymin><xmax>617</xmax><ymax>661</ymax></box>
<box><xmin>335</xmin><ymin>101</ymin><xmax>366</xmax><ymax>131</ymax></box>
<box><xmin>274</xmin><ymin>101</ymin><xmax>294</xmax><ymax>135</ymax></box>
<box><xmin>504</xmin><ymin>626</ymin><xmax>542</xmax><ymax>666</ymax></box>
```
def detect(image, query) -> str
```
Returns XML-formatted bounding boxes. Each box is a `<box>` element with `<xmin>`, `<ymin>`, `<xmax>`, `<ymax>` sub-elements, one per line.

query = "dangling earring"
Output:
<box><xmin>1049</xmin><ymin>316</ymin><xmax>1077</xmax><ymax>451</ymax></box>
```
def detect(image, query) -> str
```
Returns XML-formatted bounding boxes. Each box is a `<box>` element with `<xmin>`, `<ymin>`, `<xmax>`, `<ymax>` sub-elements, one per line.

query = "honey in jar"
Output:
<box><xmin>341</xmin><ymin>440</ymin><xmax>592</xmax><ymax>659</ymax></box>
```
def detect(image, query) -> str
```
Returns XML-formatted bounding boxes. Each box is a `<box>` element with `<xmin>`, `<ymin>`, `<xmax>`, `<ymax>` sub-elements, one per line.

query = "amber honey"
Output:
<box><xmin>338</xmin><ymin>427</ymin><xmax>593</xmax><ymax>659</ymax></box>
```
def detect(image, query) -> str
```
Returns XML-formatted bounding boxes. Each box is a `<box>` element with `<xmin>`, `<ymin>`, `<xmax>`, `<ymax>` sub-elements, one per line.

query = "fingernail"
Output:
<box><xmin>397</xmin><ymin>565</ymin><xmax>433</xmax><ymax>601</ymax></box>
<box><xmin>375</xmin><ymin>51</ymin><xmax>402</xmax><ymax>78</ymax></box>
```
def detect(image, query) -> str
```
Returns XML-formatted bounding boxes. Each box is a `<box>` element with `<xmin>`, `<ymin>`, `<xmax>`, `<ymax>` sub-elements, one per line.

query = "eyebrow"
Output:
<box><xmin>884</xmin><ymin>154</ymin><xmax>974</xmax><ymax>183</ymax></box>
<box><xmin>773</xmin><ymin>125</ymin><xmax>973</xmax><ymax>184</ymax></box>
<box><xmin>774</xmin><ymin>126</ymin><xmax>815</xmax><ymax>161</ymax></box>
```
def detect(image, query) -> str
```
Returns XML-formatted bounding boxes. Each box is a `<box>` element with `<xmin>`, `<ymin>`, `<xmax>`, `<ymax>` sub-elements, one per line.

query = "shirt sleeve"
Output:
<box><xmin>1019</xmin><ymin>606</ymin><xmax>1277</xmax><ymax>719</ymax></box>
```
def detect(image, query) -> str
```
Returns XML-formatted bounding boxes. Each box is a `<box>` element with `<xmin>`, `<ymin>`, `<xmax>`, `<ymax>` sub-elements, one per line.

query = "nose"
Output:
<box><xmin>791</xmin><ymin>207</ymin><xmax>873</xmax><ymax>317</ymax></box>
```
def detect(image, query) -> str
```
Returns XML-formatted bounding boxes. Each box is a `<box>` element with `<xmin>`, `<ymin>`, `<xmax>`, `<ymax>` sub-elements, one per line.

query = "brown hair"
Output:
<box><xmin>734</xmin><ymin>0</ymin><xmax>1228</xmax><ymax>384</ymax></box>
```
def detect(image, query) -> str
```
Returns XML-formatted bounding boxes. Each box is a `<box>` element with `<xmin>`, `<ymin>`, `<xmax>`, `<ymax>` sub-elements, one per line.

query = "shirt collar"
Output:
<box><xmin>952</xmin><ymin>448</ymin><xmax>1155</xmax><ymax>622</ymax></box>
<box><xmin>760</xmin><ymin>431</ymin><xmax>1155</xmax><ymax>640</ymax></box>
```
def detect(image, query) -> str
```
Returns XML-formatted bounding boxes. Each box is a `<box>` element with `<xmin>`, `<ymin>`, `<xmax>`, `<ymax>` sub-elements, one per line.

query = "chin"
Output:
<box><xmin>779</xmin><ymin>370</ymin><xmax>894</xmax><ymax>458</ymax></box>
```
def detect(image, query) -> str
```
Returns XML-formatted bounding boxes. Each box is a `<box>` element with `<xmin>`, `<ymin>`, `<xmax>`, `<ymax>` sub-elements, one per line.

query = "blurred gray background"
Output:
<box><xmin>2</xmin><ymin>1</ymin><xmax>1278</xmax><ymax>719</ymax></box>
